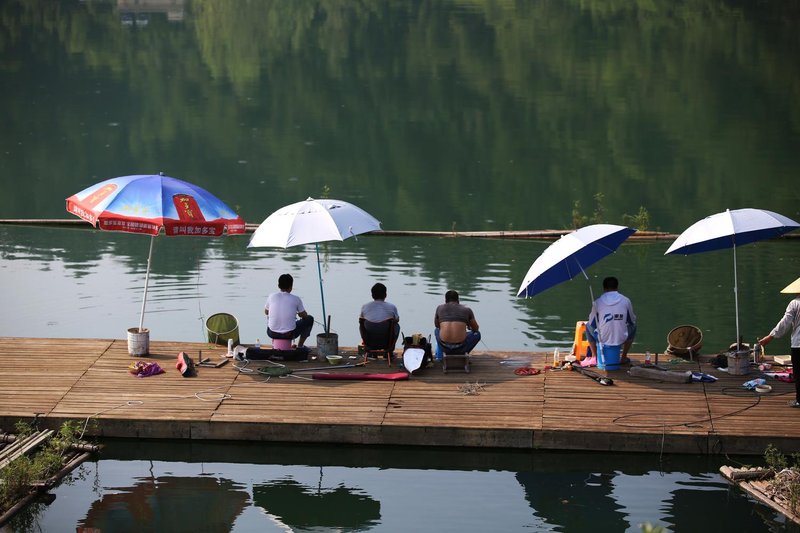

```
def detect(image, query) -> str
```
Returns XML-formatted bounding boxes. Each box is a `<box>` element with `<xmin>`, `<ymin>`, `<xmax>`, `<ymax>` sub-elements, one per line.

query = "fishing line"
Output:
<box><xmin>195</xmin><ymin>391</ymin><xmax>232</xmax><ymax>402</ymax></box>
<box><xmin>195</xmin><ymin>242</ymin><xmax>206</xmax><ymax>341</ymax></box>
<box><xmin>233</xmin><ymin>359</ymin><xmax>255</xmax><ymax>373</ymax></box>
<box><xmin>479</xmin><ymin>338</ymin><xmax>494</xmax><ymax>353</ymax></box>
<box><xmin>79</xmin><ymin>400</ymin><xmax>144</xmax><ymax>439</ymax></box>
<box><xmin>613</xmin><ymin>390</ymin><xmax>768</xmax><ymax>429</ymax></box>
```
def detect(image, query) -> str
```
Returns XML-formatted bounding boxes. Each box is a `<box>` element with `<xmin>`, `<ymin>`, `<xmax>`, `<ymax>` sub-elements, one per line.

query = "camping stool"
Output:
<box><xmin>443</xmin><ymin>352</ymin><xmax>470</xmax><ymax>374</ymax></box>
<box><xmin>571</xmin><ymin>321</ymin><xmax>590</xmax><ymax>361</ymax></box>
<box><xmin>205</xmin><ymin>312</ymin><xmax>240</xmax><ymax>347</ymax></box>
<box><xmin>359</xmin><ymin>318</ymin><xmax>397</xmax><ymax>367</ymax></box>
<box><xmin>272</xmin><ymin>338</ymin><xmax>292</xmax><ymax>350</ymax></box>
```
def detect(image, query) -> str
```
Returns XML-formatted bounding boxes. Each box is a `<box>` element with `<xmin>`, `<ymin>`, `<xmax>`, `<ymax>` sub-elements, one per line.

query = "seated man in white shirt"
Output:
<box><xmin>265</xmin><ymin>274</ymin><xmax>314</xmax><ymax>348</ymax></box>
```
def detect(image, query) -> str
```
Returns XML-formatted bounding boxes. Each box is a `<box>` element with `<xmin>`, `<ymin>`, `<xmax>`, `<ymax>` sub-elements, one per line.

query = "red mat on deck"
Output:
<box><xmin>311</xmin><ymin>372</ymin><xmax>410</xmax><ymax>381</ymax></box>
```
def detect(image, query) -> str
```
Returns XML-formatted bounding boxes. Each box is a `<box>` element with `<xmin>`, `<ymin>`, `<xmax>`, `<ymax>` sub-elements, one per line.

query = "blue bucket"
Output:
<box><xmin>598</xmin><ymin>344</ymin><xmax>622</xmax><ymax>370</ymax></box>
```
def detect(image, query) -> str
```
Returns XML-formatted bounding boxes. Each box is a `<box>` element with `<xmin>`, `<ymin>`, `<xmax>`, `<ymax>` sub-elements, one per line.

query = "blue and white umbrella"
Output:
<box><xmin>517</xmin><ymin>224</ymin><xmax>636</xmax><ymax>299</ymax></box>
<box><xmin>665</xmin><ymin>208</ymin><xmax>800</xmax><ymax>347</ymax></box>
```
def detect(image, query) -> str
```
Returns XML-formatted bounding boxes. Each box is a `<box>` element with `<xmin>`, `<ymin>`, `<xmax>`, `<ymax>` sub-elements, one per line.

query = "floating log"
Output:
<box><xmin>719</xmin><ymin>465</ymin><xmax>772</xmax><ymax>481</ymax></box>
<box><xmin>0</xmin><ymin>459</ymin><xmax>80</xmax><ymax>527</ymax></box>
<box><xmin>372</xmin><ymin>229</ymin><xmax>679</xmax><ymax>241</ymax></box>
<box><xmin>3</xmin><ymin>219</ymin><xmax>800</xmax><ymax>242</ymax></box>
<box><xmin>720</xmin><ymin>465</ymin><xmax>800</xmax><ymax>526</ymax></box>
<box><xmin>0</xmin><ymin>433</ymin><xmax>101</xmax><ymax>454</ymax></box>
<box><xmin>0</xmin><ymin>433</ymin><xmax>98</xmax><ymax>528</ymax></box>
<box><xmin>0</xmin><ymin>219</ymin><xmax>677</xmax><ymax>240</ymax></box>
<box><xmin>628</xmin><ymin>365</ymin><xmax>692</xmax><ymax>383</ymax></box>
<box><xmin>0</xmin><ymin>430</ymin><xmax>54</xmax><ymax>470</ymax></box>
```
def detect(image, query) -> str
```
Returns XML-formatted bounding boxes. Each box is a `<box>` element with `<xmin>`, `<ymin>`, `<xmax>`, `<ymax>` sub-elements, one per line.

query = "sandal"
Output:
<box><xmin>176</xmin><ymin>352</ymin><xmax>194</xmax><ymax>377</ymax></box>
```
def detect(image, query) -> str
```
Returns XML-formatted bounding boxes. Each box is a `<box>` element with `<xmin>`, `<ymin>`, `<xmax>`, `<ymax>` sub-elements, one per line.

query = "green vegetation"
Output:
<box><xmin>764</xmin><ymin>444</ymin><xmax>800</xmax><ymax>515</ymax></box>
<box><xmin>623</xmin><ymin>206</ymin><xmax>651</xmax><ymax>231</ymax></box>
<box><xmin>0</xmin><ymin>420</ymin><xmax>85</xmax><ymax>514</ymax></box>
<box><xmin>571</xmin><ymin>193</ymin><xmax>606</xmax><ymax>228</ymax></box>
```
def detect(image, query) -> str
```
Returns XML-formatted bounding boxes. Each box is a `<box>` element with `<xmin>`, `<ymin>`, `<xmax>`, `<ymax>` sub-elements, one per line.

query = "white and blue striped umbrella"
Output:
<box><xmin>517</xmin><ymin>224</ymin><xmax>636</xmax><ymax>299</ymax></box>
<box><xmin>666</xmin><ymin>208</ymin><xmax>800</xmax><ymax>347</ymax></box>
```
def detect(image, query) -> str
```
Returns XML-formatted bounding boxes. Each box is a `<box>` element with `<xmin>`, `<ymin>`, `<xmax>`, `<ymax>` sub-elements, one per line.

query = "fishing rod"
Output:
<box><xmin>568</xmin><ymin>362</ymin><xmax>614</xmax><ymax>386</ymax></box>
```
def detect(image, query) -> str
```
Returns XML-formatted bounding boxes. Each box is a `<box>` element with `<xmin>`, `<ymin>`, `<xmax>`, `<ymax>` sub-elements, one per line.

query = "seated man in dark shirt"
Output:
<box><xmin>433</xmin><ymin>290</ymin><xmax>481</xmax><ymax>359</ymax></box>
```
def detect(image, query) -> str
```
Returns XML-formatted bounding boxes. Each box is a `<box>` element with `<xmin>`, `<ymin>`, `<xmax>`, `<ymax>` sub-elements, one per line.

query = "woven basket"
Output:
<box><xmin>666</xmin><ymin>325</ymin><xmax>703</xmax><ymax>355</ymax></box>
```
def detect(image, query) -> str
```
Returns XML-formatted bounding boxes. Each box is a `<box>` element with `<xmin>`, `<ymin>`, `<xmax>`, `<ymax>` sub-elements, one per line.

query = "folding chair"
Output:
<box><xmin>359</xmin><ymin>317</ymin><xmax>398</xmax><ymax>366</ymax></box>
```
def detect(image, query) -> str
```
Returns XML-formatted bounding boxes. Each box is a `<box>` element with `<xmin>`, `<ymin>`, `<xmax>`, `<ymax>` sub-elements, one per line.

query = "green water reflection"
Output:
<box><xmin>8</xmin><ymin>440</ymin><xmax>791</xmax><ymax>532</ymax></box>
<box><xmin>0</xmin><ymin>0</ymin><xmax>798</xmax><ymax>232</ymax></box>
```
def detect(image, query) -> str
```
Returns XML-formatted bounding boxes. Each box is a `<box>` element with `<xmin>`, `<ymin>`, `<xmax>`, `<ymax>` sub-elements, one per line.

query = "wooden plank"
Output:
<box><xmin>0</xmin><ymin>336</ymin><xmax>799</xmax><ymax>453</ymax></box>
<box><xmin>721</xmin><ymin>466</ymin><xmax>800</xmax><ymax>525</ymax></box>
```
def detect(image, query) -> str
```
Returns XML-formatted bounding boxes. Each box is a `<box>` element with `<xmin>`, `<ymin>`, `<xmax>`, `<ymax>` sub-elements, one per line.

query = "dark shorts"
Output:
<box><xmin>267</xmin><ymin>315</ymin><xmax>314</xmax><ymax>340</ymax></box>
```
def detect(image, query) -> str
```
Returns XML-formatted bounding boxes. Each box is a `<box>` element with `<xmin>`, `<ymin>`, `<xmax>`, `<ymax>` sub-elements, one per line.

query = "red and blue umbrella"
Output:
<box><xmin>66</xmin><ymin>173</ymin><xmax>245</xmax><ymax>332</ymax></box>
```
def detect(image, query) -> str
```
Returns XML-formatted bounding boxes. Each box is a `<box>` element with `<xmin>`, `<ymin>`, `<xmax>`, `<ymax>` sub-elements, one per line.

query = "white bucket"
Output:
<box><xmin>316</xmin><ymin>333</ymin><xmax>338</xmax><ymax>357</ymax></box>
<box><xmin>127</xmin><ymin>327</ymin><xmax>150</xmax><ymax>356</ymax></box>
<box><xmin>727</xmin><ymin>351</ymin><xmax>750</xmax><ymax>375</ymax></box>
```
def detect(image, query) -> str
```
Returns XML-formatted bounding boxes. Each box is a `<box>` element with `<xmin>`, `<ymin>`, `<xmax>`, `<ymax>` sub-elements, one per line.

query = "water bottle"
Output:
<box><xmin>255</xmin><ymin>338</ymin><xmax>261</xmax><ymax>349</ymax></box>
<box><xmin>553</xmin><ymin>348</ymin><xmax>560</xmax><ymax>366</ymax></box>
<box><xmin>227</xmin><ymin>338</ymin><xmax>234</xmax><ymax>356</ymax></box>
<box><xmin>645</xmin><ymin>351</ymin><xmax>651</xmax><ymax>365</ymax></box>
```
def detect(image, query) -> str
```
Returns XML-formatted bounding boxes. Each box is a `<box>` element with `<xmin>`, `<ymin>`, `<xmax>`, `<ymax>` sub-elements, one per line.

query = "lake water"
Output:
<box><xmin>7</xmin><ymin>441</ymin><xmax>794</xmax><ymax>532</ymax></box>
<box><xmin>1</xmin><ymin>0</ymin><xmax>799</xmax><ymax>530</ymax></box>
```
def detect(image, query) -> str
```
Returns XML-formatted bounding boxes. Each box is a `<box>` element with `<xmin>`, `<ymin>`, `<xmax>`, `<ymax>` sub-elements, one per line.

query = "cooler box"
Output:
<box><xmin>598</xmin><ymin>344</ymin><xmax>621</xmax><ymax>370</ymax></box>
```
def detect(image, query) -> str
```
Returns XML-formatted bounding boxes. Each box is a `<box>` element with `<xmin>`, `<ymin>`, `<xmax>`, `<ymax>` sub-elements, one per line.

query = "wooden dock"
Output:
<box><xmin>0</xmin><ymin>337</ymin><xmax>797</xmax><ymax>455</ymax></box>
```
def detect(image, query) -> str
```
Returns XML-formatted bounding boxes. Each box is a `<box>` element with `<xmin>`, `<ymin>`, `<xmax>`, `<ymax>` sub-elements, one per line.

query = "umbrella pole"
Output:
<box><xmin>578</xmin><ymin>263</ymin><xmax>595</xmax><ymax>303</ymax></box>
<box><xmin>315</xmin><ymin>243</ymin><xmax>328</xmax><ymax>334</ymax></box>
<box><xmin>138</xmin><ymin>235</ymin><xmax>155</xmax><ymax>332</ymax></box>
<box><xmin>733</xmin><ymin>244</ymin><xmax>740</xmax><ymax>350</ymax></box>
